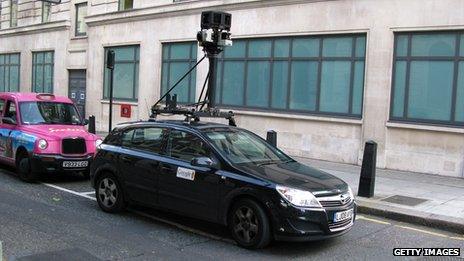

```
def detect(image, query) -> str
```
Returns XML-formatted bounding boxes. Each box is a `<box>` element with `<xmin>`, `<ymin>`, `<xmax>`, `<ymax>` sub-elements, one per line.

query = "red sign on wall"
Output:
<box><xmin>120</xmin><ymin>104</ymin><xmax>131</xmax><ymax>118</ymax></box>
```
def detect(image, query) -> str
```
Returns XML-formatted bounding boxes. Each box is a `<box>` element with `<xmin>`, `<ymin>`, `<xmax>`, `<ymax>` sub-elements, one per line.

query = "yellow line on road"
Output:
<box><xmin>395</xmin><ymin>225</ymin><xmax>448</xmax><ymax>238</ymax></box>
<box><xmin>356</xmin><ymin>215</ymin><xmax>391</xmax><ymax>225</ymax></box>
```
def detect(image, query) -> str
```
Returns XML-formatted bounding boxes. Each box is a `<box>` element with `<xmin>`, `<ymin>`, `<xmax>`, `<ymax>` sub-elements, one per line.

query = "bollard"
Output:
<box><xmin>358</xmin><ymin>140</ymin><xmax>377</xmax><ymax>198</ymax></box>
<box><xmin>88</xmin><ymin>115</ymin><xmax>96</xmax><ymax>134</ymax></box>
<box><xmin>266</xmin><ymin>130</ymin><xmax>277</xmax><ymax>147</ymax></box>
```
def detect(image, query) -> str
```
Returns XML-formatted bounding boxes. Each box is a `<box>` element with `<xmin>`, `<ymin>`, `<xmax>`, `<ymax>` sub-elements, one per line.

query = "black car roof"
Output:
<box><xmin>114</xmin><ymin>120</ymin><xmax>235</xmax><ymax>132</ymax></box>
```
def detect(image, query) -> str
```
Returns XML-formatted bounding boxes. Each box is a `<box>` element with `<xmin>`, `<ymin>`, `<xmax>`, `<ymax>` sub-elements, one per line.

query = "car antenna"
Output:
<box><xmin>150</xmin><ymin>11</ymin><xmax>236</xmax><ymax>127</ymax></box>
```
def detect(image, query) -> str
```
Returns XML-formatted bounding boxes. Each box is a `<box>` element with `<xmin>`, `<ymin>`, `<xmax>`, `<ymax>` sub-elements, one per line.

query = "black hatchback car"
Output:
<box><xmin>90</xmin><ymin>120</ymin><xmax>356</xmax><ymax>249</ymax></box>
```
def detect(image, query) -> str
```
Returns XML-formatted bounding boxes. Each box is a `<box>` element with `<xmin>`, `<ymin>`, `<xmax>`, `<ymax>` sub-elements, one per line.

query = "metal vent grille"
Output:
<box><xmin>62</xmin><ymin>138</ymin><xmax>86</xmax><ymax>154</ymax></box>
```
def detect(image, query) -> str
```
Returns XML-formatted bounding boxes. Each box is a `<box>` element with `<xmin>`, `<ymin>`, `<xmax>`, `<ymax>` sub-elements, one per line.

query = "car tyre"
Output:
<box><xmin>229</xmin><ymin>199</ymin><xmax>271</xmax><ymax>249</ymax></box>
<box><xmin>96</xmin><ymin>172</ymin><xmax>126</xmax><ymax>213</ymax></box>
<box><xmin>17</xmin><ymin>154</ymin><xmax>39</xmax><ymax>183</ymax></box>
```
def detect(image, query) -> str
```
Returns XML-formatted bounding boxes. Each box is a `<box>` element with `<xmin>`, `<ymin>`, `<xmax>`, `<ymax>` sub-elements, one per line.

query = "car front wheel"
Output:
<box><xmin>96</xmin><ymin>172</ymin><xmax>126</xmax><ymax>213</ymax></box>
<box><xmin>229</xmin><ymin>199</ymin><xmax>271</xmax><ymax>249</ymax></box>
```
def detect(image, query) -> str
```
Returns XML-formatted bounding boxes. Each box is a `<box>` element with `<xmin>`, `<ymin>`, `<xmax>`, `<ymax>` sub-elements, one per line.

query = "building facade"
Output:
<box><xmin>0</xmin><ymin>0</ymin><xmax>463</xmax><ymax>177</ymax></box>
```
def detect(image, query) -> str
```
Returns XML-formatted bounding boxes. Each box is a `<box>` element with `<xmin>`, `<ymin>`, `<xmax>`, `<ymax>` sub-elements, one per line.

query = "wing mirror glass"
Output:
<box><xmin>191</xmin><ymin>157</ymin><xmax>218</xmax><ymax>169</ymax></box>
<box><xmin>2</xmin><ymin>117</ymin><xmax>17</xmax><ymax>125</ymax></box>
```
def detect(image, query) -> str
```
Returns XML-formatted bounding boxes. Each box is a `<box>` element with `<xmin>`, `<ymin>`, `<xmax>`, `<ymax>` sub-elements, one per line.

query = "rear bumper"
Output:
<box><xmin>30</xmin><ymin>154</ymin><xmax>93</xmax><ymax>173</ymax></box>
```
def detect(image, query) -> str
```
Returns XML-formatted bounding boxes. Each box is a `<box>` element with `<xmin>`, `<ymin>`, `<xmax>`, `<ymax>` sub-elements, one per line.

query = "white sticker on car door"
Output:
<box><xmin>176</xmin><ymin>167</ymin><xmax>196</xmax><ymax>181</ymax></box>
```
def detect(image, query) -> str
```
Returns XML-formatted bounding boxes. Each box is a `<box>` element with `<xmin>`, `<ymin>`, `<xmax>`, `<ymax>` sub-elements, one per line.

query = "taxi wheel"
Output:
<box><xmin>17</xmin><ymin>155</ymin><xmax>39</xmax><ymax>183</ymax></box>
<box><xmin>229</xmin><ymin>199</ymin><xmax>271</xmax><ymax>249</ymax></box>
<box><xmin>96</xmin><ymin>173</ymin><xmax>126</xmax><ymax>213</ymax></box>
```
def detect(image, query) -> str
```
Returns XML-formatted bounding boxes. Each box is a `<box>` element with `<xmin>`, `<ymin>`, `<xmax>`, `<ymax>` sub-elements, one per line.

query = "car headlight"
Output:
<box><xmin>347</xmin><ymin>186</ymin><xmax>354</xmax><ymax>200</ymax></box>
<box><xmin>38</xmin><ymin>139</ymin><xmax>48</xmax><ymax>150</ymax></box>
<box><xmin>95</xmin><ymin>139</ymin><xmax>103</xmax><ymax>148</ymax></box>
<box><xmin>276</xmin><ymin>185</ymin><xmax>322</xmax><ymax>208</ymax></box>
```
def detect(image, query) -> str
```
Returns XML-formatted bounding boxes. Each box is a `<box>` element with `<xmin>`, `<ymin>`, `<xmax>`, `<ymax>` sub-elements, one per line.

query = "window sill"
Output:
<box><xmin>232</xmin><ymin>109</ymin><xmax>363</xmax><ymax>125</ymax></box>
<box><xmin>386</xmin><ymin>122</ymin><xmax>464</xmax><ymax>134</ymax></box>
<box><xmin>100</xmin><ymin>100</ymin><xmax>138</xmax><ymax>106</ymax></box>
<box><xmin>71</xmin><ymin>35</ymin><xmax>88</xmax><ymax>40</ymax></box>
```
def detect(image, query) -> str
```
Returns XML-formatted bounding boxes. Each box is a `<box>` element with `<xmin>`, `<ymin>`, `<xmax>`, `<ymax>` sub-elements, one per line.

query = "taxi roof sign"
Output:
<box><xmin>36</xmin><ymin>93</ymin><xmax>56</xmax><ymax>100</ymax></box>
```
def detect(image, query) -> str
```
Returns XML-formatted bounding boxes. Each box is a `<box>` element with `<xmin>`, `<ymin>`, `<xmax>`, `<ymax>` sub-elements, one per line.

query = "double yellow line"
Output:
<box><xmin>356</xmin><ymin>215</ymin><xmax>464</xmax><ymax>241</ymax></box>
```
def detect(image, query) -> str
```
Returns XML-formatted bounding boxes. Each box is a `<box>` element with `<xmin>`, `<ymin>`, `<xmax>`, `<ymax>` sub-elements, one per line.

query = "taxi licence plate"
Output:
<box><xmin>62</xmin><ymin>161</ymin><xmax>88</xmax><ymax>168</ymax></box>
<box><xmin>333</xmin><ymin>208</ymin><xmax>354</xmax><ymax>222</ymax></box>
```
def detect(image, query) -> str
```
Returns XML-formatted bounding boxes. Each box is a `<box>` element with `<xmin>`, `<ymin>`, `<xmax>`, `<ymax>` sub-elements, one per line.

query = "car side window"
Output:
<box><xmin>132</xmin><ymin>127</ymin><xmax>167</xmax><ymax>154</ymax></box>
<box><xmin>121</xmin><ymin>129</ymin><xmax>135</xmax><ymax>147</ymax></box>
<box><xmin>168</xmin><ymin>130</ymin><xmax>210</xmax><ymax>162</ymax></box>
<box><xmin>4</xmin><ymin>100</ymin><xmax>17</xmax><ymax>122</ymax></box>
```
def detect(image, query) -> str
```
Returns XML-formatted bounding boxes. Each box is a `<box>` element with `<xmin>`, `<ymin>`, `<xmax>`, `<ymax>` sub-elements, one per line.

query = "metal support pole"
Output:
<box><xmin>358</xmin><ymin>140</ymin><xmax>377</xmax><ymax>198</ymax></box>
<box><xmin>88</xmin><ymin>115</ymin><xmax>96</xmax><ymax>134</ymax></box>
<box><xmin>207</xmin><ymin>55</ymin><xmax>218</xmax><ymax>109</ymax></box>
<box><xmin>107</xmin><ymin>50</ymin><xmax>115</xmax><ymax>133</ymax></box>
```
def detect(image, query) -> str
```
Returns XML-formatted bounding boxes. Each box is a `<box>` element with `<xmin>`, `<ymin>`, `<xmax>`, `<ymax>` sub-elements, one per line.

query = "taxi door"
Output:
<box><xmin>0</xmin><ymin>99</ymin><xmax>18</xmax><ymax>162</ymax></box>
<box><xmin>157</xmin><ymin>128</ymin><xmax>221</xmax><ymax>222</ymax></box>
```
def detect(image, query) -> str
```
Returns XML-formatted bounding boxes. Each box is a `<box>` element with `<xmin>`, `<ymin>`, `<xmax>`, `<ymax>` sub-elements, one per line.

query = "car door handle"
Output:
<box><xmin>120</xmin><ymin>155</ymin><xmax>132</xmax><ymax>163</ymax></box>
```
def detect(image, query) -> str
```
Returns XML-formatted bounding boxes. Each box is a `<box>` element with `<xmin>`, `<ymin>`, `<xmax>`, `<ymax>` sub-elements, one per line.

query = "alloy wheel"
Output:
<box><xmin>232</xmin><ymin>206</ymin><xmax>259</xmax><ymax>243</ymax></box>
<box><xmin>98</xmin><ymin>178</ymin><xmax>118</xmax><ymax>208</ymax></box>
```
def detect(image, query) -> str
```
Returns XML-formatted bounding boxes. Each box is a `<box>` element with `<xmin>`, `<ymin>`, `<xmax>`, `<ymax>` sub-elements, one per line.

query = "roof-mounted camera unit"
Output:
<box><xmin>151</xmin><ymin>11</ymin><xmax>235</xmax><ymax>126</ymax></box>
<box><xmin>197</xmin><ymin>11</ymin><xmax>233</xmax><ymax>54</ymax></box>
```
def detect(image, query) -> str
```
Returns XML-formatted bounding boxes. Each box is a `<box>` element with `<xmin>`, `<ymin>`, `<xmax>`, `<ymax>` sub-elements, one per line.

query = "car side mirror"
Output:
<box><xmin>2</xmin><ymin>117</ymin><xmax>16</xmax><ymax>125</ymax></box>
<box><xmin>191</xmin><ymin>157</ymin><xmax>217</xmax><ymax>169</ymax></box>
<box><xmin>83</xmin><ymin>119</ymin><xmax>89</xmax><ymax>126</ymax></box>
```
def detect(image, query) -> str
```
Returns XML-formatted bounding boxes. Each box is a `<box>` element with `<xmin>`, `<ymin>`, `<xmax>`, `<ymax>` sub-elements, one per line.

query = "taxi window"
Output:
<box><xmin>168</xmin><ymin>130</ymin><xmax>210</xmax><ymax>162</ymax></box>
<box><xmin>121</xmin><ymin>129</ymin><xmax>135</xmax><ymax>147</ymax></box>
<box><xmin>4</xmin><ymin>100</ymin><xmax>17</xmax><ymax>121</ymax></box>
<box><xmin>0</xmin><ymin>100</ymin><xmax>4</xmax><ymax>115</ymax></box>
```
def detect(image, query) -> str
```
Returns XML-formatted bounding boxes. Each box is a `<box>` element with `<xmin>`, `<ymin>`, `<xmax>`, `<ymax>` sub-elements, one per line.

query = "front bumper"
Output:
<box><xmin>30</xmin><ymin>154</ymin><xmax>93</xmax><ymax>173</ymax></box>
<box><xmin>271</xmin><ymin>199</ymin><xmax>357</xmax><ymax>242</ymax></box>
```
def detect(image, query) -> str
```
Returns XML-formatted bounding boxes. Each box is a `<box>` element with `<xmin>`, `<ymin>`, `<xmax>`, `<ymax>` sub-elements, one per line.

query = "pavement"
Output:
<box><xmin>297</xmin><ymin>157</ymin><xmax>464</xmax><ymax>234</ymax></box>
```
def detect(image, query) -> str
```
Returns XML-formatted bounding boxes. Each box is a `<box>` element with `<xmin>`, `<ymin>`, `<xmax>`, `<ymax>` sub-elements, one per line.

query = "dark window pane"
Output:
<box><xmin>292</xmin><ymin>38</ymin><xmax>319</xmax><ymax>57</ymax></box>
<box><xmin>121</xmin><ymin>129</ymin><xmax>135</xmax><ymax>147</ymax></box>
<box><xmin>319</xmin><ymin>61</ymin><xmax>351</xmax><ymax>113</ymax></box>
<box><xmin>271</xmin><ymin>61</ymin><xmax>288</xmax><ymax>109</ymax></box>
<box><xmin>460</xmin><ymin>35</ymin><xmax>464</xmax><ymax>57</ymax></box>
<box><xmin>355</xmin><ymin>37</ymin><xmax>366</xmax><ymax>58</ymax></box>
<box><xmin>169</xmin><ymin>62</ymin><xmax>190</xmax><ymax>103</ymax></box>
<box><xmin>392</xmin><ymin>61</ymin><xmax>407</xmax><ymax>118</ymax></box>
<box><xmin>170</xmin><ymin>43</ymin><xmax>191</xmax><ymax>59</ymax></box>
<box><xmin>396</xmin><ymin>35</ymin><xmax>409</xmax><ymax>57</ymax></box>
<box><xmin>224</xmin><ymin>41</ymin><xmax>246</xmax><ymax>58</ymax></box>
<box><xmin>248</xmin><ymin>40</ymin><xmax>272</xmax><ymax>58</ymax></box>
<box><xmin>274</xmin><ymin>39</ymin><xmax>290</xmax><ymax>58</ymax></box>
<box><xmin>411</xmin><ymin>34</ymin><xmax>455</xmax><ymax>57</ymax></box>
<box><xmin>323</xmin><ymin>37</ymin><xmax>352</xmax><ymax>57</ymax></box>
<box><xmin>352</xmin><ymin>61</ymin><xmax>365</xmax><ymax>115</ymax></box>
<box><xmin>222</xmin><ymin>61</ymin><xmax>245</xmax><ymax>106</ymax></box>
<box><xmin>246</xmin><ymin>61</ymin><xmax>270</xmax><ymax>107</ymax></box>
<box><xmin>408</xmin><ymin>61</ymin><xmax>454</xmax><ymax>121</ymax></box>
<box><xmin>289</xmin><ymin>61</ymin><xmax>318</xmax><ymax>111</ymax></box>
<box><xmin>113</xmin><ymin>63</ymin><xmax>135</xmax><ymax>99</ymax></box>
<box><xmin>456</xmin><ymin>62</ymin><xmax>464</xmax><ymax>122</ymax></box>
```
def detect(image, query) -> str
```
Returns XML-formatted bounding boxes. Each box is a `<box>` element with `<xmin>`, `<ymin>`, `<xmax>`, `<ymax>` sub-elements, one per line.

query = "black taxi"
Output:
<box><xmin>90</xmin><ymin>120</ymin><xmax>356</xmax><ymax>249</ymax></box>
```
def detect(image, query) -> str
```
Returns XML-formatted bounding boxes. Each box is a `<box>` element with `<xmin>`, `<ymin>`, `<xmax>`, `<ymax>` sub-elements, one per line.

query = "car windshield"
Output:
<box><xmin>204</xmin><ymin>129</ymin><xmax>293</xmax><ymax>165</ymax></box>
<box><xmin>19</xmin><ymin>102</ymin><xmax>82</xmax><ymax>125</ymax></box>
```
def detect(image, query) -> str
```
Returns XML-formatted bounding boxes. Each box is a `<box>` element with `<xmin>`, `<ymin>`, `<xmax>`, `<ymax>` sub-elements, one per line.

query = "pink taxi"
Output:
<box><xmin>0</xmin><ymin>92</ymin><xmax>102</xmax><ymax>182</ymax></box>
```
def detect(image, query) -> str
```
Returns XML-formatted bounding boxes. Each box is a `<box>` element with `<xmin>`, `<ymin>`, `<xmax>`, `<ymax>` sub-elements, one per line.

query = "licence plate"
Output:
<box><xmin>333</xmin><ymin>208</ymin><xmax>354</xmax><ymax>222</ymax></box>
<box><xmin>62</xmin><ymin>161</ymin><xmax>88</xmax><ymax>168</ymax></box>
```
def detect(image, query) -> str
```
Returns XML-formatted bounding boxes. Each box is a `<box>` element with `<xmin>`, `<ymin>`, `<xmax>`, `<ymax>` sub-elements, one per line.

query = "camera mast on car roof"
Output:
<box><xmin>151</xmin><ymin>11</ymin><xmax>236</xmax><ymax>126</ymax></box>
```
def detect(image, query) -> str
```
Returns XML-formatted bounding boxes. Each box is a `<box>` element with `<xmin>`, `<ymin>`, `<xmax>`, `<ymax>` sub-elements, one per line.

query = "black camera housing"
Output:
<box><xmin>201</xmin><ymin>11</ymin><xmax>232</xmax><ymax>31</ymax></box>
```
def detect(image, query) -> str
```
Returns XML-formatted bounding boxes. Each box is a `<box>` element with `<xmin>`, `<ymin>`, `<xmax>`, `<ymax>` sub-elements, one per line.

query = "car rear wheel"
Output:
<box><xmin>16</xmin><ymin>153</ymin><xmax>39</xmax><ymax>183</ymax></box>
<box><xmin>96</xmin><ymin>173</ymin><xmax>126</xmax><ymax>213</ymax></box>
<box><xmin>229</xmin><ymin>199</ymin><xmax>271</xmax><ymax>249</ymax></box>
